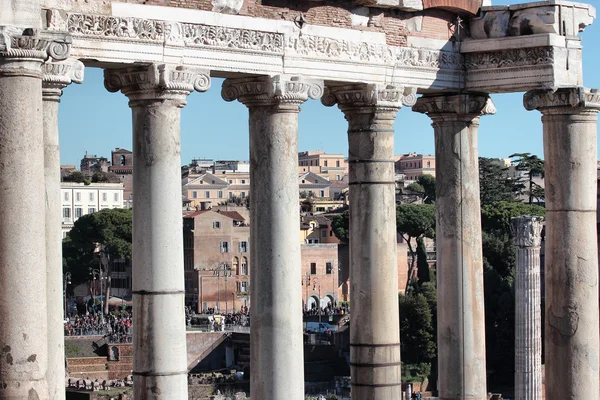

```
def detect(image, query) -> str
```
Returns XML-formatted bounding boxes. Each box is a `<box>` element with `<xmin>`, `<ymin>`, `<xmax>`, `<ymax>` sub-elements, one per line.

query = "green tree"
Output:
<box><xmin>396</xmin><ymin>204</ymin><xmax>436</xmax><ymax>293</ymax></box>
<box><xmin>406</xmin><ymin>182</ymin><xmax>425</xmax><ymax>194</ymax></box>
<box><xmin>510</xmin><ymin>153</ymin><xmax>545</xmax><ymax>204</ymax></box>
<box><xmin>331</xmin><ymin>211</ymin><xmax>349</xmax><ymax>243</ymax></box>
<box><xmin>91</xmin><ymin>171</ymin><xmax>121</xmax><ymax>183</ymax></box>
<box><xmin>416</xmin><ymin>237</ymin><xmax>431</xmax><ymax>285</ymax></box>
<box><xmin>63</xmin><ymin>208</ymin><xmax>132</xmax><ymax>313</ymax></box>
<box><xmin>63</xmin><ymin>171</ymin><xmax>89</xmax><ymax>184</ymax></box>
<box><xmin>416</xmin><ymin>175</ymin><xmax>436</xmax><ymax>204</ymax></box>
<box><xmin>479</xmin><ymin>157</ymin><xmax>521</xmax><ymax>205</ymax></box>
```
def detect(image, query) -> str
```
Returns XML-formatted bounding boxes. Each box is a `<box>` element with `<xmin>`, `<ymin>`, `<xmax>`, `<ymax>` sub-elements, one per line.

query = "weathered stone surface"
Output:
<box><xmin>525</xmin><ymin>86</ymin><xmax>600</xmax><ymax>400</ymax></box>
<box><xmin>223</xmin><ymin>75</ymin><xmax>323</xmax><ymax>400</ymax></box>
<box><xmin>0</xmin><ymin>0</ymin><xmax>41</xmax><ymax>27</ymax></box>
<box><xmin>511</xmin><ymin>216</ymin><xmax>543</xmax><ymax>400</ymax></box>
<box><xmin>211</xmin><ymin>0</ymin><xmax>243</xmax><ymax>15</ymax></box>
<box><xmin>470</xmin><ymin>10</ymin><xmax>510</xmax><ymax>39</ymax></box>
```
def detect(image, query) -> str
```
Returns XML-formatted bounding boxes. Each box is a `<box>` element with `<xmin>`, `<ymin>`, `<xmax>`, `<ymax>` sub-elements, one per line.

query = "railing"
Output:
<box><xmin>187</xmin><ymin>324</ymin><xmax>250</xmax><ymax>333</ymax></box>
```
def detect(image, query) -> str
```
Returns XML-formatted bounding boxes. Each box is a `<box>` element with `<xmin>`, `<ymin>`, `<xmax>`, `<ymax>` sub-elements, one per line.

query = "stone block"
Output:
<box><xmin>212</xmin><ymin>0</ymin><xmax>243</xmax><ymax>15</ymax></box>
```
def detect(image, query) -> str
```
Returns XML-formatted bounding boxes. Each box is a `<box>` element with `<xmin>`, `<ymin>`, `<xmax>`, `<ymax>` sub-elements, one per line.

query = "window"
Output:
<box><xmin>192</xmin><ymin>191</ymin><xmax>198</xmax><ymax>199</ymax></box>
<box><xmin>241</xmin><ymin>180</ymin><xmax>246</xmax><ymax>184</ymax></box>
<box><xmin>88</xmin><ymin>207</ymin><xmax>96</xmax><ymax>214</ymax></box>
<box><xmin>336</xmin><ymin>175</ymin><xmax>341</xmax><ymax>181</ymax></box>
<box><xmin>211</xmin><ymin>180</ymin><xmax>215</xmax><ymax>184</ymax></box>
<box><xmin>64</xmin><ymin>192</ymin><xmax>69</xmax><ymax>201</ymax></box>
<box><xmin>228</xmin><ymin>180</ymin><xmax>233</xmax><ymax>184</ymax></box>
<box><xmin>239</xmin><ymin>241</ymin><xmax>248</xmax><ymax>253</ymax></box>
<box><xmin>427</xmin><ymin>161</ymin><xmax>431</xmax><ymax>168</ymax></box>
<box><xmin>324</xmin><ymin>160</ymin><xmax>328</xmax><ymax>167</ymax></box>
<box><xmin>320</xmin><ymin>190</ymin><xmax>325</xmax><ymax>197</ymax></box>
<box><xmin>310</xmin><ymin>263</ymin><xmax>317</xmax><ymax>275</ymax></box>
<box><xmin>241</xmin><ymin>257</ymin><xmax>248</xmax><ymax>275</ymax></box>
<box><xmin>205</xmin><ymin>191</ymin><xmax>210</xmax><ymax>198</ymax></box>
<box><xmin>321</xmin><ymin>230</ymin><xmax>326</xmax><ymax>237</ymax></box>
<box><xmin>89</xmin><ymin>192</ymin><xmax>94</xmax><ymax>201</ymax></box>
<box><xmin>240</xmin><ymin>281</ymin><xmax>249</xmax><ymax>293</ymax></box>
<box><xmin>220</xmin><ymin>241</ymin><xmax>229</xmax><ymax>253</ymax></box>
<box><xmin>102</xmin><ymin>193</ymin><xmax>107</xmax><ymax>202</ymax></box>
<box><xmin>218</xmin><ymin>191</ymin><xmax>223</xmax><ymax>199</ymax></box>
<box><xmin>63</xmin><ymin>208</ymin><xmax>71</xmax><ymax>218</ymax></box>
<box><xmin>120</xmin><ymin>155</ymin><xmax>126</xmax><ymax>166</ymax></box>
<box><xmin>302</xmin><ymin>180</ymin><xmax>305</xmax><ymax>184</ymax></box>
<box><xmin>229</xmin><ymin>192</ymin><xmax>233</xmax><ymax>199</ymax></box>
<box><xmin>336</xmin><ymin>160</ymin><xmax>340</xmax><ymax>167</ymax></box>
<box><xmin>114</xmin><ymin>193</ymin><xmax>119</xmax><ymax>202</ymax></box>
<box><xmin>326</xmin><ymin>262</ymin><xmax>333</xmax><ymax>275</ymax></box>
<box><xmin>213</xmin><ymin>221</ymin><xmax>221</xmax><ymax>229</ymax></box>
<box><xmin>75</xmin><ymin>192</ymin><xmax>81</xmax><ymax>202</ymax></box>
<box><xmin>241</xmin><ymin>192</ymin><xmax>246</xmax><ymax>198</ymax></box>
<box><xmin>75</xmin><ymin>207</ymin><xmax>83</xmax><ymax>218</ymax></box>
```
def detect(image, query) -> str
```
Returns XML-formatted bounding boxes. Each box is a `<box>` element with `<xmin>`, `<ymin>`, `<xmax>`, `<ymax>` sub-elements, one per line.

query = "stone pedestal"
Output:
<box><xmin>511</xmin><ymin>216</ymin><xmax>543</xmax><ymax>400</ymax></box>
<box><xmin>0</xmin><ymin>22</ymin><xmax>70</xmax><ymax>399</ymax></box>
<box><xmin>413</xmin><ymin>94</ymin><xmax>496</xmax><ymax>400</ymax></box>
<box><xmin>42</xmin><ymin>59</ymin><xmax>84</xmax><ymax>400</ymax></box>
<box><xmin>323</xmin><ymin>84</ymin><xmax>414</xmax><ymax>400</ymax></box>
<box><xmin>105</xmin><ymin>64</ymin><xmax>210</xmax><ymax>400</ymax></box>
<box><xmin>223</xmin><ymin>75</ymin><xmax>323</xmax><ymax>400</ymax></box>
<box><xmin>524</xmin><ymin>87</ymin><xmax>600</xmax><ymax>400</ymax></box>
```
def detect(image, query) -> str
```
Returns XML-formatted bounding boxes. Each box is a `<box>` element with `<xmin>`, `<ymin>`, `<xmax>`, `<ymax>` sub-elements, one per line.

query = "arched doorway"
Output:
<box><xmin>307</xmin><ymin>295</ymin><xmax>320</xmax><ymax>310</ymax></box>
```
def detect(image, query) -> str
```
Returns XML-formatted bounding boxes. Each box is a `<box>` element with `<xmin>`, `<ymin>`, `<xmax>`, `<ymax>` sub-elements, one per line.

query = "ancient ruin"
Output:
<box><xmin>0</xmin><ymin>0</ymin><xmax>598</xmax><ymax>399</ymax></box>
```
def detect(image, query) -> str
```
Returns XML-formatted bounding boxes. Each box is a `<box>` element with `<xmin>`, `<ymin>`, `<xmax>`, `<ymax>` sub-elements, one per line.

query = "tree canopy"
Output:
<box><xmin>63</xmin><ymin>208</ymin><xmax>132</xmax><ymax>287</ymax></box>
<box><xmin>478</xmin><ymin>157</ymin><xmax>520</xmax><ymax>205</ymax></box>
<box><xmin>510</xmin><ymin>153</ymin><xmax>545</xmax><ymax>204</ymax></box>
<box><xmin>416</xmin><ymin>175</ymin><xmax>436</xmax><ymax>204</ymax></box>
<box><xmin>331</xmin><ymin>211</ymin><xmax>349</xmax><ymax>243</ymax></box>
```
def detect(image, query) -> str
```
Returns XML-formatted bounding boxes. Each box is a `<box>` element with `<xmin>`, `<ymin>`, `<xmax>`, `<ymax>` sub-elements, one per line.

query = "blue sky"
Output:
<box><xmin>58</xmin><ymin>1</ymin><xmax>600</xmax><ymax>166</ymax></box>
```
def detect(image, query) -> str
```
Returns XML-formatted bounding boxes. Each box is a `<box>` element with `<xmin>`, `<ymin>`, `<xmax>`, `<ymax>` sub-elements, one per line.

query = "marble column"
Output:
<box><xmin>511</xmin><ymin>216</ymin><xmax>543</xmax><ymax>400</ymax></box>
<box><xmin>323</xmin><ymin>84</ymin><xmax>414</xmax><ymax>400</ymax></box>
<box><xmin>222</xmin><ymin>75</ymin><xmax>323</xmax><ymax>400</ymax></box>
<box><xmin>524</xmin><ymin>87</ymin><xmax>600</xmax><ymax>400</ymax></box>
<box><xmin>42</xmin><ymin>59</ymin><xmax>84</xmax><ymax>400</ymax></box>
<box><xmin>105</xmin><ymin>64</ymin><xmax>211</xmax><ymax>400</ymax></box>
<box><xmin>413</xmin><ymin>94</ymin><xmax>496</xmax><ymax>400</ymax></box>
<box><xmin>0</xmin><ymin>16</ymin><xmax>71</xmax><ymax>399</ymax></box>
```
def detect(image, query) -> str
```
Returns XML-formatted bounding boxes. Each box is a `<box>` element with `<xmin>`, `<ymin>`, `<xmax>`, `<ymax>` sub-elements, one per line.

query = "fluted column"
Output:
<box><xmin>0</xmin><ymin>16</ymin><xmax>71</xmax><ymax>399</ymax></box>
<box><xmin>413</xmin><ymin>94</ymin><xmax>496</xmax><ymax>400</ymax></box>
<box><xmin>511</xmin><ymin>216</ymin><xmax>543</xmax><ymax>400</ymax></box>
<box><xmin>524</xmin><ymin>87</ymin><xmax>600</xmax><ymax>400</ymax></box>
<box><xmin>222</xmin><ymin>75</ymin><xmax>323</xmax><ymax>400</ymax></box>
<box><xmin>105</xmin><ymin>64</ymin><xmax>211</xmax><ymax>400</ymax></box>
<box><xmin>42</xmin><ymin>59</ymin><xmax>84</xmax><ymax>400</ymax></box>
<box><xmin>323</xmin><ymin>84</ymin><xmax>415</xmax><ymax>400</ymax></box>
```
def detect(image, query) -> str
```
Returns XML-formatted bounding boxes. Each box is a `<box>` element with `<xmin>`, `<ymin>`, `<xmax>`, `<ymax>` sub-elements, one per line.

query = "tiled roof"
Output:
<box><xmin>183</xmin><ymin>210</ymin><xmax>210</xmax><ymax>218</ymax></box>
<box><xmin>217</xmin><ymin>210</ymin><xmax>245</xmax><ymax>221</ymax></box>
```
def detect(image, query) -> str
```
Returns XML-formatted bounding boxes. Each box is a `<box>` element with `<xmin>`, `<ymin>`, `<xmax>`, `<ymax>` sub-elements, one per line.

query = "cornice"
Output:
<box><xmin>524</xmin><ymin>87</ymin><xmax>600</xmax><ymax>112</ymax></box>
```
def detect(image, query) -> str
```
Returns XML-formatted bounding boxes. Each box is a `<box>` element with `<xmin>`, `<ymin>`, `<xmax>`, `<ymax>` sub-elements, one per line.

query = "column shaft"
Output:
<box><xmin>222</xmin><ymin>75</ymin><xmax>323</xmax><ymax>400</ymax></box>
<box><xmin>524</xmin><ymin>87</ymin><xmax>600</xmax><ymax>400</ymax></box>
<box><xmin>414</xmin><ymin>94</ymin><xmax>495</xmax><ymax>400</ymax></box>
<box><xmin>105</xmin><ymin>65</ymin><xmax>211</xmax><ymax>400</ymax></box>
<box><xmin>0</xmin><ymin>51</ymin><xmax>48</xmax><ymax>400</ymax></box>
<box><xmin>323</xmin><ymin>84</ymin><xmax>412</xmax><ymax>400</ymax></box>
<box><xmin>512</xmin><ymin>217</ymin><xmax>543</xmax><ymax>400</ymax></box>
<box><xmin>42</xmin><ymin>59</ymin><xmax>83</xmax><ymax>400</ymax></box>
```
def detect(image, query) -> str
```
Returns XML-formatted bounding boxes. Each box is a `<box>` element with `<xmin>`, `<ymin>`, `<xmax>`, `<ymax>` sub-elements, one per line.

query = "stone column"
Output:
<box><xmin>413</xmin><ymin>94</ymin><xmax>496</xmax><ymax>400</ymax></box>
<box><xmin>105</xmin><ymin>64</ymin><xmax>211</xmax><ymax>400</ymax></box>
<box><xmin>524</xmin><ymin>87</ymin><xmax>600</xmax><ymax>400</ymax></box>
<box><xmin>222</xmin><ymin>75</ymin><xmax>323</xmax><ymax>400</ymax></box>
<box><xmin>323</xmin><ymin>84</ymin><xmax>414</xmax><ymax>400</ymax></box>
<box><xmin>511</xmin><ymin>216</ymin><xmax>543</xmax><ymax>400</ymax></box>
<box><xmin>0</xmin><ymin>20</ymin><xmax>70</xmax><ymax>399</ymax></box>
<box><xmin>42</xmin><ymin>59</ymin><xmax>84</xmax><ymax>400</ymax></box>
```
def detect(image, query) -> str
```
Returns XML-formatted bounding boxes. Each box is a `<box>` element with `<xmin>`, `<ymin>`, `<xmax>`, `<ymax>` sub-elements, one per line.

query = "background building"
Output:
<box><xmin>395</xmin><ymin>153</ymin><xmax>436</xmax><ymax>180</ymax></box>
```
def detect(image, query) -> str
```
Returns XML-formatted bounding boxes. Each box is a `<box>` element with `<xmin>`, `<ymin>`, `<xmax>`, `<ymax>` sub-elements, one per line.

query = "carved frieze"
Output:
<box><xmin>511</xmin><ymin>216</ymin><xmax>544</xmax><ymax>248</ymax></box>
<box><xmin>523</xmin><ymin>87</ymin><xmax>600</xmax><ymax>112</ymax></box>
<box><xmin>105</xmin><ymin>64</ymin><xmax>211</xmax><ymax>103</ymax></box>
<box><xmin>464</xmin><ymin>47</ymin><xmax>554</xmax><ymax>71</ymax></box>
<box><xmin>222</xmin><ymin>75</ymin><xmax>324</xmax><ymax>109</ymax></box>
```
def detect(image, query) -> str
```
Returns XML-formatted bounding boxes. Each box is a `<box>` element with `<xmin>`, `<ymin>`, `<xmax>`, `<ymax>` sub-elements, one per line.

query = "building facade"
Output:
<box><xmin>60</xmin><ymin>182</ymin><xmax>124</xmax><ymax>237</ymax></box>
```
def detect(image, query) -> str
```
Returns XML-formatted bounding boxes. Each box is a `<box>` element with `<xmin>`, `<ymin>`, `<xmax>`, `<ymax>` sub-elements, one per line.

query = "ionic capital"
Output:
<box><xmin>0</xmin><ymin>26</ymin><xmax>71</xmax><ymax>77</ymax></box>
<box><xmin>104</xmin><ymin>64</ymin><xmax>211</xmax><ymax>106</ymax></box>
<box><xmin>511</xmin><ymin>216</ymin><xmax>544</xmax><ymax>248</ymax></box>
<box><xmin>321</xmin><ymin>84</ymin><xmax>415</xmax><ymax>113</ymax></box>
<box><xmin>42</xmin><ymin>59</ymin><xmax>84</xmax><ymax>102</ymax></box>
<box><xmin>222</xmin><ymin>75</ymin><xmax>324</xmax><ymax>111</ymax></box>
<box><xmin>413</xmin><ymin>93</ymin><xmax>496</xmax><ymax>122</ymax></box>
<box><xmin>523</xmin><ymin>87</ymin><xmax>600</xmax><ymax>114</ymax></box>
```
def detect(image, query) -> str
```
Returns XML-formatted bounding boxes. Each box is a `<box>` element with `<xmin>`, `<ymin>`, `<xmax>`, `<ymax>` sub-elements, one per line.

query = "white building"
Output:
<box><xmin>61</xmin><ymin>182</ymin><xmax>124</xmax><ymax>237</ymax></box>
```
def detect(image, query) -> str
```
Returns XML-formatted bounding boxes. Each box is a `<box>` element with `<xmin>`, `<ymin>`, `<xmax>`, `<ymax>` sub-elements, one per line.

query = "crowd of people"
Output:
<box><xmin>303</xmin><ymin>304</ymin><xmax>347</xmax><ymax>317</ymax></box>
<box><xmin>64</xmin><ymin>309</ymin><xmax>132</xmax><ymax>343</ymax></box>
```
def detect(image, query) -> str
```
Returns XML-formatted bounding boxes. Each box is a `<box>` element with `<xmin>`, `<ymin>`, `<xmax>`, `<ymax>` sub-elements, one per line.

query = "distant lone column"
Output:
<box><xmin>323</xmin><ymin>84</ymin><xmax>415</xmax><ymax>400</ymax></box>
<box><xmin>524</xmin><ymin>87</ymin><xmax>600</xmax><ymax>400</ymax></box>
<box><xmin>0</xmin><ymin>5</ymin><xmax>71</xmax><ymax>397</ymax></box>
<box><xmin>414</xmin><ymin>94</ymin><xmax>496</xmax><ymax>400</ymax></box>
<box><xmin>105</xmin><ymin>65</ymin><xmax>211</xmax><ymax>400</ymax></box>
<box><xmin>42</xmin><ymin>59</ymin><xmax>84</xmax><ymax>400</ymax></box>
<box><xmin>511</xmin><ymin>216</ymin><xmax>544</xmax><ymax>400</ymax></box>
<box><xmin>222</xmin><ymin>75</ymin><xmax>323</xmax><ymax>400</ymax></box>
